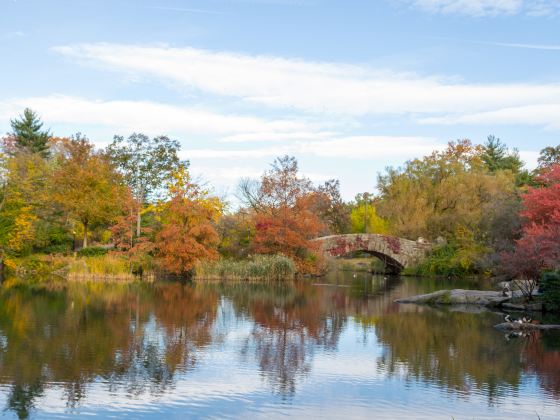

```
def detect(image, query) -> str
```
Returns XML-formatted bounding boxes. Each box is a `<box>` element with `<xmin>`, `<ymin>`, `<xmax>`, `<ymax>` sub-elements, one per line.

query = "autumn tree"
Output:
<box><xmin>51</xmin><ymin>135</ymin><xmax>126</xmax><ymax>248</ymax></box>
<box><xmin>155</xmin><ymin>165</ymin><xmax>222</xmax><ymax>277</ymax></box>
<box><xmin>239</xmin><ymin>156</ymin><xmax>325</xmax><ymax>274</ymax></box>
<box><xmin>377</xmin><ymin>140</ymin><xmax>517</xmax><ymax>241</ymax></box>
<box><xmin>4</xmin><ymin>108</ymin><xmax>51</xmax><ymax>158</ymax></box>
<box><xmin>217</xmin><ymin>210</ymin><xmax>255</xmax><ymax>259</ymax></box>
<box><xmin>377</xmin><ymin>140</ymin><xmax>521</xmax><ymax>274</ymax></box>
<box><xmin>502</xmin><ymin>164</ymin><xmax>560</xmax><ymax>282</ymax></box>
<box><xmin>0</xmin><ymin>151</ymin><xmax>54</xmax><ymax>263</ymax></box>
<box><xmin>106</xmin><ymin>133</ymin><xmax>183</xmax><ymax>237</ymax></box>
<box><xmin>308</xmin><ymin>179</ymin><xmax>351</xmax><ymax>235</ymax></box>
<box><xmin>349</xmin><ymin>193</ymin><xmax>389</xmax><ymax>234</ymax></box>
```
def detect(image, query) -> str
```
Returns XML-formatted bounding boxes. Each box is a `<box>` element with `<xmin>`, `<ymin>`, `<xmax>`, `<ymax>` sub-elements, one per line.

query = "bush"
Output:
<box><xmin>77</xmin><ymin>246</ymin><xmax>109</xmax><ymax>257</ymax></box>
<box><xmin>542</xmin><ymin>271</ymin><xmax>560</xmax><ymax>313</ymax></box>
<box><xmin>408</xmin><ymin>244</ymin><xmax>481</xmax><ymax>277</ymax></box>
<box><xmin>196</xmin><ymin>254</ymin><xmax>296</xmax><ymax>281</ymax></box>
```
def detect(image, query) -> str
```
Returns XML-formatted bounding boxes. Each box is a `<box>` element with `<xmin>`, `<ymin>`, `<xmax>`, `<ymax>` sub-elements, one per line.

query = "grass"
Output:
<box><xmin>6</xmin><ymin>254</ymin><xmax>153</xmax><ymax>283</ymax></box>
<box><xmin>195</xmin><ymin>254</ymin><xmax>296</xmax><ymax>282</ymax></box>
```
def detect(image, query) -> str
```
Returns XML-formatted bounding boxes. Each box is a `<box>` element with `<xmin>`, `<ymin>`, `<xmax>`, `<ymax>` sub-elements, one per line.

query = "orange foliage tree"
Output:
<box><xmin>51</xmin><ymin>135</ymin><xmax>126</xmax><ymax>248</ymax></box>
<box><xmin>240</xmin><ymin>156</ymin><xmax>324</xmax><ymax>274</ymax></box>
<box><xmin>155</xmin><ymin>166</ymin><xmax>222</xmax><ymax>276</ymax></box>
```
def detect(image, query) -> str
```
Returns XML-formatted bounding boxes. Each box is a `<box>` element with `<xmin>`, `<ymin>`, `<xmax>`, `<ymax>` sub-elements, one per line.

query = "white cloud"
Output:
<box><xmin>401</xmin><ymin>0</ymin><xmax>560</xmax><ymax>16</ymax></box>
<box><xmin>53</xmin><ymin>43</ymin><xmax>560</xmax><ymax>127</ymax></box>
<box><xmin>0</xmin><ymin>95</ymin><xmax>313</xmax><ymax>140</ymax></box>
<box><xmin>419</xmin><ymin>104</ymin><xmax>560</xmax><ymax>129</ymax></box>
<box><xmin>519</xmin><ymin>150</ymin><xmax>540</xmax><ymax>169</ymax></box>
<box><xmin>187</xmin><ymin>136</ymin><xmax>444</xmax><ymax>160</ymax></box>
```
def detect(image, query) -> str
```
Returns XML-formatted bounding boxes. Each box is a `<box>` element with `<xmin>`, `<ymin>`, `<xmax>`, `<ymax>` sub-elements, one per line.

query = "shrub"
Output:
<box><xmin>77</xmin><ymin>246</ymin><xmax>108</xmax><ymax>257</ymax></box>
<box><xmin>542</xmin><ymin>271</ymin><xmax>560</xmax><ymax>313</ymax></box>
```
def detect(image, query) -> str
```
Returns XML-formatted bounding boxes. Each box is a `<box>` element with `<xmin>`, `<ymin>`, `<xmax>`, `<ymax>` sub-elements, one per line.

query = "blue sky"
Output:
<box><xmin>1</xmin><ymin>0</ymin><xmax>560</xmax><ymax>202</ymax></box>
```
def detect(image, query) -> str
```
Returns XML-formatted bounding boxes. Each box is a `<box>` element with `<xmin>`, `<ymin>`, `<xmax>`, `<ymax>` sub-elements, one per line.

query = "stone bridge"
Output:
<box><xmin>313</xmin><ymin>234</ymin><xmax>431</xmax><ymax>273</ymax></box>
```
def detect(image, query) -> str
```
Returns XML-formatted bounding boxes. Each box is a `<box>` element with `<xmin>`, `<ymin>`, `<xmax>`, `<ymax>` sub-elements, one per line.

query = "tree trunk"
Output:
<box><xmin>136</xmin><ymin>209</ymin><xmax>141</xmax><ymax>238</ymax></box>
<box><xmin>83</xmin><ymin>221</ymin><xmax>88</xmax><ymax>248</ymax></box>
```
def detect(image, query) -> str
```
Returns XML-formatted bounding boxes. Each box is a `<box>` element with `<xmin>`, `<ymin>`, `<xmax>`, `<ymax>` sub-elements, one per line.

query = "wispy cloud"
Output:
<box><xmin>52</xmin><ymin>43</ymin><xmax>560</xmax><ymax>130</ymax></box>
<box><xmin>419</xmin><ymin>104</ymin><xmax>560</xmax><ymax>129</ymax></box>
<box><xmin>400</xmin><ymin>0</ymin><xmax>560</xmax><ymax>17</ymax></box>
<box><xmin>1</xmin><ymin>30</ymin><xmax>26</xmax><ymax>40</ymax></box>
<box><xmin>0</xmin><ymin>95</ymin><xmax>316</xmax><ymax>141</ymax></box>
<box><xmin>147</xmin><ymin>6</ymin><xmax>224</xmax><ymax>15</ymax></box>
<box><xmin>187</xmin><ymin>136</ymin><xmax>444</xmax><ymax>160</ymax></box>
<box><xmin>483</xmin><ymin>41</ymin><xmax>560</xmax><ymax>50</ymax></box>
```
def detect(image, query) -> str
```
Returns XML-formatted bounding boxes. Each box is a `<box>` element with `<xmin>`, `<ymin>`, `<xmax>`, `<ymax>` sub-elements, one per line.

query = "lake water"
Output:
<box><xmin>0</xmin><ymin>273</ymin><xmax>559</xmax><ymax>419</ymax></box>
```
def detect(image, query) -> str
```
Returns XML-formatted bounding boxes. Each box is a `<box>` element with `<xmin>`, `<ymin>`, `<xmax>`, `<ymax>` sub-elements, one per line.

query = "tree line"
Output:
<box><xmin>0</xmin><ymin>108</ymin><xmax>559</xmax><ymax>281</ymax></box>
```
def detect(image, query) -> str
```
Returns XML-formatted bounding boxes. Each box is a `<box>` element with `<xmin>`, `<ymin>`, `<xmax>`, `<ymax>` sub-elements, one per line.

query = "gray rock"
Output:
<box><xmin>494</xmin><ymin>322</ymin><xmax>560</xmax><ymax>331</ymax></box>
<box><xmin>395</xmin><ymin>289</ymin><xmax>512</xmax><ymax>307</ymax></box>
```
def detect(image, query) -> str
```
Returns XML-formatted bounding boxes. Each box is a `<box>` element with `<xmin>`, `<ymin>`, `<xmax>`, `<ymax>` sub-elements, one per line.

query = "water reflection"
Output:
<box><xmin>0</xmin><ymin>273</ymin><xmax>558</xmax><ymax>418</ymax></box>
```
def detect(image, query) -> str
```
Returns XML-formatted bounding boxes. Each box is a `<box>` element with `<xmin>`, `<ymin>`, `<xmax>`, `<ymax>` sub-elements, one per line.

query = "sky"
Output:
<box><xmin>1</xmin><ymin>0</ymin><xmax>560</xmax><ymax>202</ymax></box>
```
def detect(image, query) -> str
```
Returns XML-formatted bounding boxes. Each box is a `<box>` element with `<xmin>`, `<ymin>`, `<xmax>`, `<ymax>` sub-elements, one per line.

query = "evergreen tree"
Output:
<box><xmin>9</xmin><ymin>108</ymin><xmax>51</xmax><ymax>157</ymax></box>
<box><xmin>482</xmin><ymin>135</ymin><xmax>523</xmax><ymax>174</ymax></box>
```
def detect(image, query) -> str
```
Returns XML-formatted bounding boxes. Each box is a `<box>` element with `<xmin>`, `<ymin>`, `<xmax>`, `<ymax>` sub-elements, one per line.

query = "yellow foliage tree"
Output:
<box><xmin>51</xmin><ymin>136</ymin><xmax>127</xmax><ymax>248</ymax></box>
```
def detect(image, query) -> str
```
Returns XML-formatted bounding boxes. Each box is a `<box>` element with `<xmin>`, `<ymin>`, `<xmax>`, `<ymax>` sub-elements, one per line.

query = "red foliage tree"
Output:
<box><xmin>241</xmin><ymin>156</ymin><xmax>325</xmax><ymax>274</ymax></box>
<box><xmin>502</xmin><ymin>164</ymin><xmax>560</xmax><ymax>280</ymax></box>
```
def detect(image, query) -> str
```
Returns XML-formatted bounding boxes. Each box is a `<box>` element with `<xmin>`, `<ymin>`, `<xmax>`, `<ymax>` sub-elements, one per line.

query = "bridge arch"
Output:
<box><xmin>313</xmin><ymin>234</ymin><xmax>431</xmax><ymax>274</ymax></box>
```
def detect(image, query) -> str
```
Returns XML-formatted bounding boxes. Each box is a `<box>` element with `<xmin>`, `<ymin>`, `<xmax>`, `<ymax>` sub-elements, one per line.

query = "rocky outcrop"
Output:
<box><xmin>494</xmin><ymin>322</ymin><xmax>560</xmax><ymax>331</ymax></box>
<box><xmin>395</xmin><ymin>289</ymin><xmax>519</xmax><ymax>307</ymax></box>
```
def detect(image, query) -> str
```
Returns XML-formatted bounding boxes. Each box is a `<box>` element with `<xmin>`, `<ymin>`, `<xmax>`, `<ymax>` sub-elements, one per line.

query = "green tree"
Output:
<box><xmin>6</xmin><ymin>108</ymin><xmax>51</xmax><ymax>157</ymax></box>
<box><xmin>106</xmin><ymin>133</ymin><xmax>183</xmax><ymax>237</ymax></box>
<box><xmin>538</xmin><ymin>145</ymin><xmax>560</xmax><ymax>169</ymax></box>
<box><xmin>482</xmin><ymin>135</ymin><xmax>522</xmax><ymax>173</ymax></box>
<box><xmin>481</xmin><ymin>135</ymin><xmax>530</xmax><ymax>185</ymax></box>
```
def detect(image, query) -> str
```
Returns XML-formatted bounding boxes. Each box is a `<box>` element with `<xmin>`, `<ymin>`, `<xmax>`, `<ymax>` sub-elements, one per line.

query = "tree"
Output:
<box><xmin>502</xmin><ymin>164</ymin><xmax>560</xmax><ymax>283</ymax></box>
<box><xmin>537</xmin><ymin>145</ymin><xmax>560</xmax><ymax>169</ymax></box>
<box><xmin>217</xmin><ymin>210</ymin><xmax>255</xmax><ymax>259</ymax></box>
<box><xmin>155</xmin><ymin>165</ymin><xmax>222</xmax><ymax>276</ymax></box>
<box><xmin>350</xmin><ymin>195</ymin><xmax>389</xmax><ymax>234</ymax></box>
<box><xmin>377</xmin><ymin>140</ymin><xmax>516</xmax><ymax>241</ymax></box>
<box><xmin>376</xmin><ymin>140</ymin><xmax>520</xmax><ymax>275</ymax></box>
<box><xmin>309</xmin><ymin>179</ymin><xmax>351</xmax><ymax>235</ymax></box>
<box><xmin>482</xmin><ymin>135</ymin><xmax>523</xmax><ymax>174</ymax></box>
<box><xmin>106</xmin><ymin>133</ymin><xmax>183</xmax><ymax>237</ymax></box>
<box><xmin>51</xmin><ymin>136</ymin><xmax>126</xmax><ymax>248</ymax></box>
<box><xmin>4</xmin><ymin>108</ymin><xmax>51</xmax><ymax>157</ymax></box>
<box><xmin>240</xmin><ymin>156</ymin><xmax>324</xmax><ymax>274</ymax></box>
<box><xmin>0</xmin><ymin>151</ymin><xmax>52</xmax><ymax>263</ymax></box>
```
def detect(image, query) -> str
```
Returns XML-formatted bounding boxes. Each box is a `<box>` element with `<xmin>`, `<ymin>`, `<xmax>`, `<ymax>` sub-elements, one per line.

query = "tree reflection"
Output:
<box><xmin>375</xmin><ymin>308</ymin><xmax>524</xmax><ymax>403</ymax></box>
<box><xmin>0</xmin><ymin>282</ymin><xmax>218</xmax><ymax>418</ymax></box>
<box><xmin>523</xmin><ymin>331</ymin><xmax>560</xmax><ymax>398</ymax></box>
<box><xmin>225</xmin><ymin>282</ymin><xmax>347</xmax><ymax>397</ymax></box>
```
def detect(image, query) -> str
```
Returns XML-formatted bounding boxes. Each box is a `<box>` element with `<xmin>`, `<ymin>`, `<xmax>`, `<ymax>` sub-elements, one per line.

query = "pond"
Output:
<box><xmin>0</xmin><ymin>272</ymin><xmax>559</xmax><ymax>419</ymax></box>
